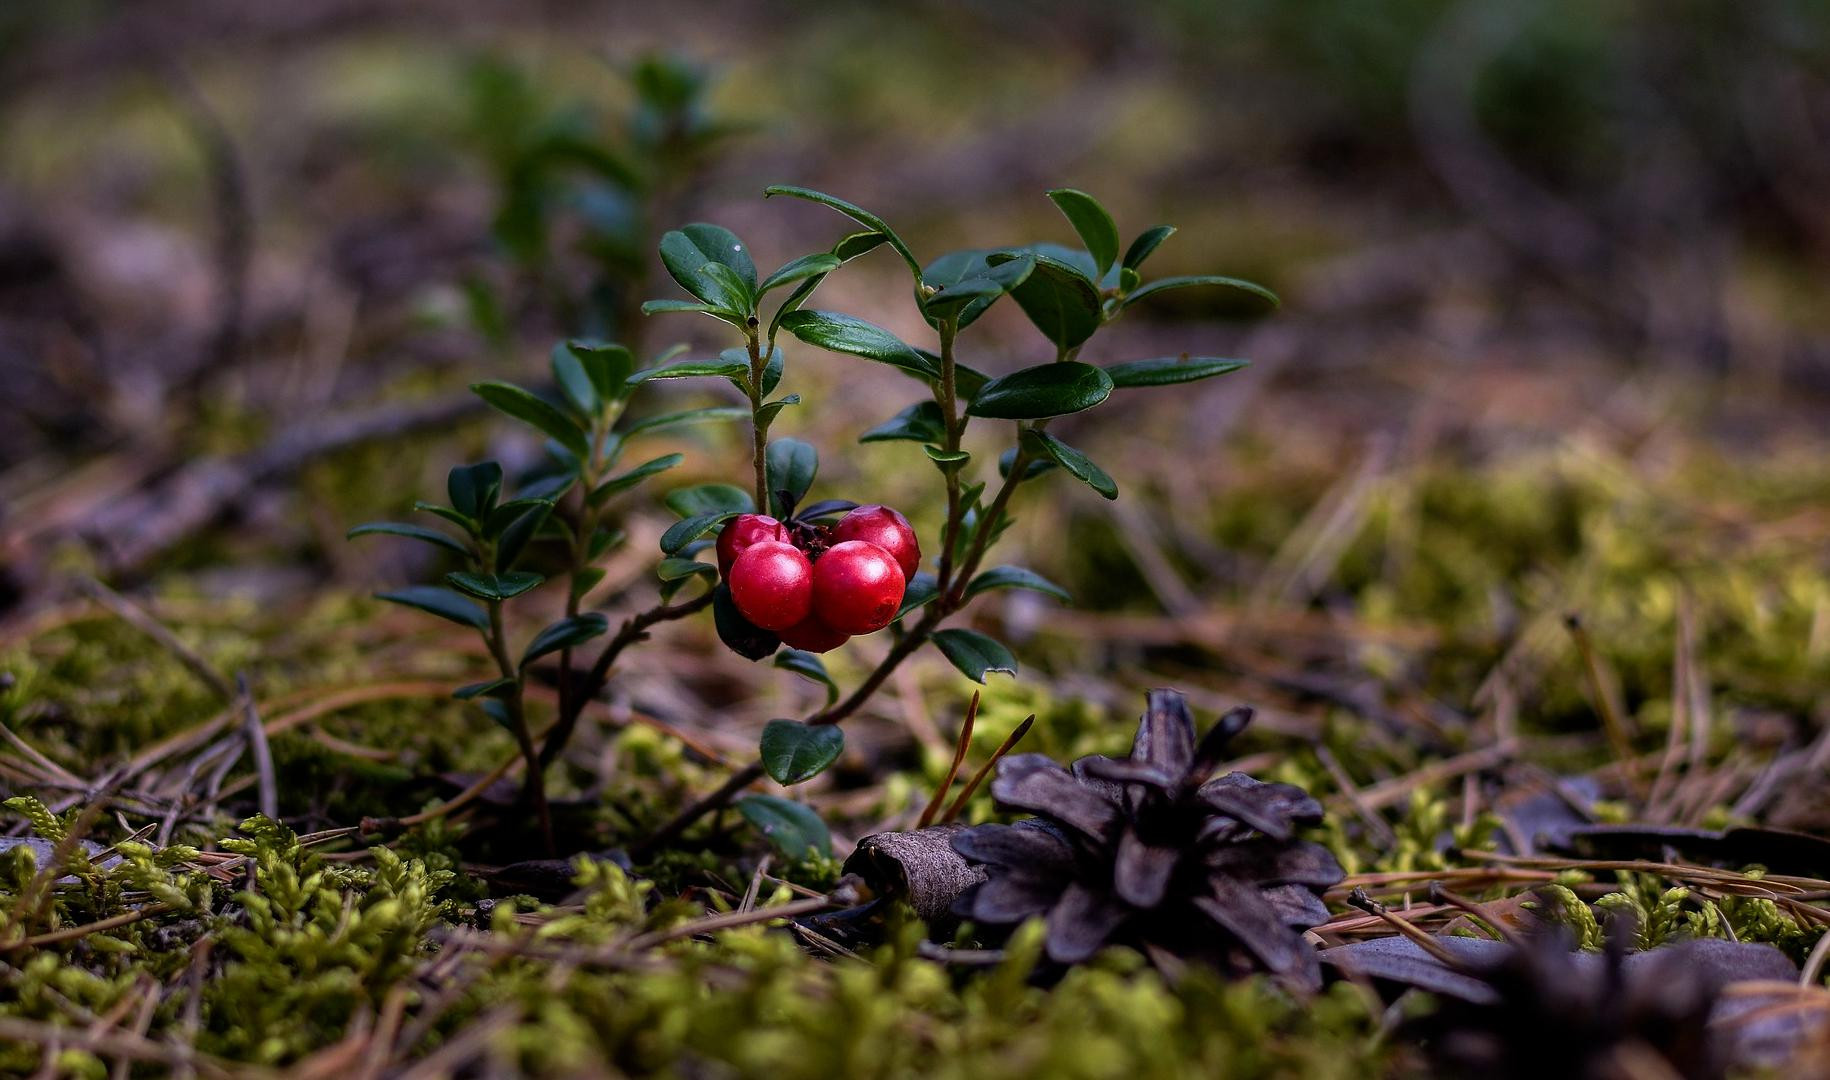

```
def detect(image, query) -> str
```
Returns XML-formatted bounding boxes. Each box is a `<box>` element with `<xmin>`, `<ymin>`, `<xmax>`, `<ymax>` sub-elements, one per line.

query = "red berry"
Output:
<box><xmin>728</xmin><ymin>541</ymin><xmax>812</xmax><ymax>631</ymax></box>
<box><xmin>778</xmin><ymin>611</ymin><xmax>850</xmax><ymax>653</ymax></box>
<box><xmin>717</xmin><ymin>514</ymin><xmax>790</xmax><ymax>577</ymax></box>
<box><xmin>812</xmin><ymin>540</ymin><xmax>906</xmax><ymax>635</ymax></box>
<box><xmin>830</xmin><ymin>505</ymin><xmax>920</xmax><ymax>582</ymax></box>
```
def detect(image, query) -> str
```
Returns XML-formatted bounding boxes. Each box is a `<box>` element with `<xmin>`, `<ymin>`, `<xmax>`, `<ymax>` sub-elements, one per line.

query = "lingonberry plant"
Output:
<box><xmin>352</xmin><ymin>184</ymin><xmax>1272</xmax><ymax>859</ymax></box>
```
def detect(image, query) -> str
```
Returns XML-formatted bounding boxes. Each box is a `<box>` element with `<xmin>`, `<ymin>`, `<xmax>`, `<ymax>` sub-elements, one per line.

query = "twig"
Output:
<box><xmin>942</xmin><ymin>714</ymin><xmax>1033</xmax><ymax>823</ymax></box>
<box><xmin>237</xmin><ymin>674</ymin><xmax>278</xmax><ymax>820</ymax></box>
<box><xmin>917</xmin><ymin>692</ymin><xmax>978</xmax><ymax>829</ymax></box>
<box><xmin>1565</xmin><ymin>613</ymin><xmax>1636</xmax><ymax>771</ymax></box>
<box><xmin>75</xmin><ymin>577</ymin><xmax>233</xmax><ymax>701</ymax></box>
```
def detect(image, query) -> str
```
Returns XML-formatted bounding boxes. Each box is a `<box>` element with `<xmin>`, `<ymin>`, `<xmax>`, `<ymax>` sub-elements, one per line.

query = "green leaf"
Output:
<box><xmin>347</xmin><ymin>522</ymin><xmax>468</xmax><ymax>557</ymax></box>
<box><xmin>759</xmin><ymin>252</ymin><xmax>841</xmax><ymax>296</ymax></box>
<box><xmin>481</xmin><ymin>497</ymin><xmax>555</xmax><ymax>540</ymax></box>
<box><xmin>795</xmin><ymin>499</ymin><xmax>859</xmax><ymax>522</ymax></box>
<box><xmin>375</xmin><ymin>586</ymin><xmax>488</xmax><ymax>631</ymax></box>
<box><xmin>756</xmin><ymin>395</ymin><xmax>801</xmax><ymax>428</ymax></box>
<box><xmin>964</xmin><ymin>566</ymin><xmax>1071</xmax><ymax>603</ymax></box>
<box><xmin>778</xmin><ymin>310</ymin><xmax>938</xmax><ymax>379</ymax></box>
<box><xmin>470</xmin><ymin>382</ymin><xmax>590</xmax><ymax>458</ymax></box>
<box><xmin>1104</xmin><ymin>356</ymin><xmax>1249</xmax><ymax>388</ymax></box>
<box><xmin>923</xmin><ymin>446</ymin><xmax>970</xmax><ymax>471</ymax></box>
<box><xmin>447</xmin><ymin>462</ymin><xmax>503</xmax><ymax>519</ymax></box>
<box><xmin>567</xmin><ymin>339</ymin><xmax>635</xmax><ymax>401</ymax></box>
<box><xmin>763</xmin><ymin>185</ymin><xmax>922</xmax><ymax>283</ymax></box>
<box><xmin>656</xmin><ymin>557</ymin><xmax>717</xmax><ymax>583</ymax></box>
<box><xmin>415</xmin><ymin>502</ymin><xmax>478</xmax><ymax>534</ymax></box>
<box><xmin>550</xmin><ymin>342</ymin><xmax>599</xmax><ymax>415</ymax></box>
<box><xmin>921</xmin><ymin>251</ymin><xmax>1035</xmax><ymax>328</ymax></box>
<box><xmin>665</xmin><ymin>484</ymin><xmax>753</xmax><ymax>518</ymax></box>
<box><xmin>712</xmin><ymin>583</ymin><xmax>779</xmax><ymax>661</ymax></box>
<box><xmin>1122</xmin><ymin>274</ymin><xmax>1280</xmax><ymax>311</ymax></box>
<box><xmin>967</xmin><ymin>361</ymin><xmax>1113</xmax><ymax>420</ymax></box>
<box><xmin>640</xmin><ymin>298</ymin><xmax>746</xmax><ymax>327</ymax></box>
<box><xmin>747</xmin><ymin>345</ymin><xmax>785</xmax><ymax>397</ymax></box>
<box><xmin>861</xmin><ymin>401</ymin><xmax>947</xmax><ymax>444</ymax></box>
<box><xmin>1046</xmin><ymin>189</ymin><xmax>1120</xmax><ymax>279</ymax></box>
<box><xmin>930</xmin><ymin>628</ymin><xmax>1018</xmax><ymax>683</ymax></box>
<box><xmin>520</xmin><ymin>613</ymin><xmax>609</xmax><ymax>667</ymax></box>
<box><xmin>736</xmin><ymin>794</ymin><xmax>831</xmax><ymax>860</ymax></box>
<box><xmin>1122</xmin><ymin>225</ymin><xmax>1175</xmax><ymax>272</ymax></box>
<box><xmin>759</xmin><ymin>719</ymin><xmax>844</xmax><ymax>785</ymax></box>
<box><xmin>990</xmin><ymin>250</ymin><xmax>1103</xmax><ymax>349</ymax></box>
<box><xmin>774</xmin><ymin>650</ymin><xmax>839</xmax><ymax>706</ymax></box>
<box><xmin>660</xmin><ymin>512</ymin><xmax>739</xmax><ymax>555</ymax></box>
<box><xmin>453</xmin><ymin>677</ymin><xmax>517</xmax><ymax>701</ymax></box>
<box><xmin>998</xmin><ymin>447</ymin><xmax>1057</xmax><ymax>481</ymax></box>
<box><xmin>659</xmin><ymin>223</ymin><xmax>756</xmax><ymax>309</ymax></box>
<box><xmin>624</xmin><ymin>406</ymin><xmax>749</xmax><ymax>437</ymax></box>
<box><xmin>1021</xmin><ymin>430</ymin><xmax>1118</xmax><ymax>500</ymax></box>
<box><xmin>570</xmin><ymin>567</ymin><xmax>607</xmax><ymax>604</ymax></box>
<box><xmin>897</xmin><ymin>572</ymin><xmax>940</xmax><ymax>619</ymax></box>
<box><xmin>445</xmin><ymin>570</ymin><xmax>544</xmax><ymax>601</ymax></box>
<box><xmin>766</xmin><ymin>438</ymin><xmax>818</xmax><ymax>518</ymax></box>
<box><xmin>628</xmin><ymin>357</ymin><xmax>750</xmax><ymax>383</ymax></box>
<box><xmin>588</xmin><ymin>453</ymin><xmax>684</xmax><ymax>505</ymax></box>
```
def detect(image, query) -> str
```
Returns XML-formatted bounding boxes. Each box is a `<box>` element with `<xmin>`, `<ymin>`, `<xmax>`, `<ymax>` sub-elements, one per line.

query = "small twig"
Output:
<box><xmin>75</xmin><ymin>577</ymin><xmax>233</xmax><ymax>701</ymax></box>
<box><xmin>1427</xmin><ymin>882</ymin><xmax>1522</xmax><ymax>944</ymax></box>
<box><xmin>1345</xmin><ymin>887</ymin><xmax>1469</xmax><ymax>969</ymax></box>
<box><xmin>1565</xmin><ymin>613</ymin><xmax>1636</xmax><ymax>770</ymax></box>
<box><xmin>917</xmin><ymin>692</ymin><xmax>978</xmax><ymax>829</ymax></box>
<box><xmin>740</xmin><ymin>855</ymin><xmax>772</xmax><ymax>914</ymax></box>
<box><xmin>941</xmin><ymin>714</ymin><xmax>1033</xmax><ymax>823</ymax></box>
<box><xmin>1315</xmin><ymin>745</ymin><xmax>1398</xmax><ymax>846</ymax></box>
<box><xmin>237</xmin><ymin>674</ymin><xmax>278</xmax><ymax>820</ymax></box>
<box><xmin>1800</xmin><ymin>928</ymin><xmax>1830</xmax><ymax>987</ymax></box>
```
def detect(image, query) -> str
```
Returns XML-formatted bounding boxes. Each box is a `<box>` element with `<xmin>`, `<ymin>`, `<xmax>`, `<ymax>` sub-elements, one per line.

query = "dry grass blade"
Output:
<box><xmin>918</xmin><ymin>692</ymin><xmax>978</xmax><ymax>828</ymax></box>
<box><xmin>941</xmin><ymin>714</ymin><xmax>1034</xmax><ymax>823</ymax></box>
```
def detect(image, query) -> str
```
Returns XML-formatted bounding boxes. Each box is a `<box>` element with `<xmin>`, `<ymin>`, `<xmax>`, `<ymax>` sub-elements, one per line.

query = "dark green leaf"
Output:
<box><xmin>931</xmin><ymin>628</ymin><xmax>1018</xmax><ymax>683</ymax></box>
<box><xmin>736</xmin><ymin>794</ymin><xmax>831</xmax><ymax>860</ymax></box>
<box><xmin>833</xmin><ymin>230</ymin><xmax>888</xmax><ymax>261</ymax></box>
<box><xmin>628</xmin><ymin>357</ymin><xmax>750</xmax><ymax>383</ymax></box>
<box><xmin>1046</xmin><ymin>189</ymin><xmax>1120</xmax><ymax>279</ymax></box>
<box><xmin>415</xmin><ymin>501</ymin><xmax>479</xmax><ymax>534</ymax></box>
<box><xmin>1122</xmin><ymin>225</ymin><xmax>1176</xmax><ymax>272</ymax></box>
<box><xmin>375</xmin><ymin>586</ymin><xmax>488</xmax><ymax>631</ymax></box>
<box><xmin>774</xmin><ymin>650</ymin><xmax>839</xmax><ymax>706</ymax></box>
<box><xmin>587</xmin><ymin>527</ymin><xmax>626</xmax><ymax>562</ymax></box>
<box><xmin>481</xmin><ymin>497</ymin><xmax>555</xmax><ymax>540</ymax></box>
<box><xmin>766</xmin><ymin>438</ymin><xmax>818</xmax><ymax>518</ymax></box>
<box><xmin>660</xmin><ymin>512</ymin><xmax>739</xmax><ymax>555</ymax></box>
<box><xmin>990</xmin><ymin>250</ymin><xmax>1103</xmax><ymax>349</ymax></box>
<box><xmin>624</xmin><ymin>406</ymin><xmax>749</xmax><ymax>437</ymax></box>
<box><xmin>516</xmin><ymin>471</ymin><xmax>577</xmax><ymax>503</ymax></box>
<box><xmin>1122</xmin><ymin>274</ymin><xmax>1280</xmax><ymax>310</ymax></box>
<box><xmin>759</xmin><ymin>719</ymin><xmax>844</xmax><ymax>784</ymax></box>
<box><xmin>1104</xmin><ymin>356</ymin><xmax>1249</xmax><ymax>388</ymax></box>
<box><xmin>445</xmin><ymin>570</ymin><xmax>543</xmax><ymax>601</ymax></box>
<box><xmin>967</xmin><ymin>361</ymin><xmax>1113</xmax><ymax>419</ymax></box>
<box><xmin>665</xmin><ymin>484</ymin><xmax>753</xmax><ymax>518</ymax></box>
<box><xmin>1021</xmin><ymin>429</ymin><xmax>1118</xmax><ymax>500</ymax></box>
<box><xmin>778</xmin><ymin>310</ymin><xmax>938</xmax><ymax>378</ymax></box>
<box><xmin>470</xmin><ymin>382</ymin><xmax>590</xmax><ymax>458</ymax></box>
<box><xmin>923</xmin><ymin>446</ymin><xmax>970</xmax><ymax>470</ymax></box>
<box><xmin>640</xmin><ymin>298</ymin><xmax>746</xmax><ymax>327</ymax></box>
<box><xmin>550</xmin><ymin>342</ymin><xmax>598</xmax><ymax>415</ymax></box>
<box><xmin>795</xmin><ymin>499</ymin><xmax>859</xmax><ymax>522</ymax></box>
<box><xmin>567</xmin><ymin>339</ymin><xmax>635</xmax><ymax>401</ymax></box>
<box><xmin>520</xmin><ymin>613</ymin><xmax>609</xmax><ymax>667</ymax></box>
<box><xmin>712</xmin><ymin>583</ymin><xmax>779</xmax><ymax>661</ymax></box>
<box><xmin>659</xmin><ymin>223</ymin><xmax>756</xmax><ymax>308</ymax></box>
<box><xmin>656</xmin><ymin>557</ymin><xmax>716</xmax><ymax>582</ymax></box>
<box><xmin>921</xmin><ymin>252</ymin><xmax>1035</xmax><ymax>328</ymax></box>
<box><xmin>588</xmin><ymin>453</ymin><xmax>683</xmax><ymax>505</ymax></box>
<box><xmin>965</xmin><ymin>566</ymin><xmax>1071</xmax><ymax>603</ymax></box>
<box><xmin>897</xmin><ymin>572</ymin><xmax>940</xmax><ymax>619</ymax></box>
<box><xmin>447</xmin><ymin>462</ymin><xmax>502</xmax><ymax>519</ymax></box>
<box><xmin>756</xmin><ymin>395</ymin><xmax>801</xmax><ymax>427</ymax></box>
<box><xmin>570</xmin><ymin>567</ymin><xmax>607</xmax><ymax>604</ymax></box>
<box><xmin>861</xmin><ymin>401</ymin><xmax>947</xmax><ymax>444</ymax></box>
<box><xmin>347</xmin><ymin>522</ymin><xmax>468</xmax><ymax>557</ymax></box>
<box><xmin>998</xmin><ymin>447</ymin><xmax>1057</xmax><ymax>480</ymax></box>
<box><xmin>453</xmin><ymin>677</ymin><xmax>517</xmax><ymax>701</ymax></box>
<box><xmin>759</xmin><ymin>252</ymin><xmax>841</xmax><ymax>296</ymax></box>
<box><xmin>763</xmin><ymin>185</ymin><xmax>922</xmax><ymax>283</ymax></box>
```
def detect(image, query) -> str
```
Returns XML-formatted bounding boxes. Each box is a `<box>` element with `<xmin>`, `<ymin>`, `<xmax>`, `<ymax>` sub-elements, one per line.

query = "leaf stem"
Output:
<box><xmin>934</xmin><ymin>318</ymin><xmax>963</xmax><ymax>593</ymax></box>
<box><xmin>487</xmin><ymin>597</ymin><xmax>553</xmax><ymax>855</ymax></box>
<box><xmin>745</xmin><ymin>327</ymin><xmax>769</xmax><ymax>514</ymax></box>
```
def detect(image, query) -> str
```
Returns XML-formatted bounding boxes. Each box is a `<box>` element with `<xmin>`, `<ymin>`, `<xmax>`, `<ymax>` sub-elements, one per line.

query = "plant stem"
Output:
<box><xmin>745</xmin><ymin>328</ymin><xmax>769</xmax><ymax>514</ymax></box>
<box><xmin>934</xmin><ymin>318</ymin><xmax>962</xmax><ymax>592</ymax></box>
<box><xmin>537</xmin><ymin>589</ymin><xmax>716</xmax><ymax>768</ymax></box>
<box><xmin>488</xmin><ymin>598</ymin><xmax>554</xmax><ymax>854</ymax></box>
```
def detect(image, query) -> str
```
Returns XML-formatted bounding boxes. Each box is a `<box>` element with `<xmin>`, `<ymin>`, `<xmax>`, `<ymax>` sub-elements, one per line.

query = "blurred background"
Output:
<box><xmin>4</xmin><ymin>1</ymin><xmax>1830</xmax><ymax>812</ymax></box>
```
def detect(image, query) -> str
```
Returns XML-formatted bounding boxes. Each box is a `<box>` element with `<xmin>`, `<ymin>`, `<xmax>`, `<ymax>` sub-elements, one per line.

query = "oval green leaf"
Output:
<box><xmin>967</xmin><ymin>361</ymin><xmax>1113</xmax><ymax>420</ymax></box>
<box><xmin>759</xmin><ymin>719</ymin><xmax>844</xmax><ymax>785</ymax></box>
<box><xmin>1021</xmin><ymin>429</ymin><xmax>1118</xmax><ymax>500</ymax></box>
<box><xmin>778</xmin><ymin>310</ymin><xmax>938</xmax><ymax>379</ymax></box>
<box><xmin>1046</xmin><ymin>189</ymin><xmax>1120</xmax><ymax>279</ymax></box>
<box><xmin>736</xmin><ymin>794</ymin><xmax>831</xmax><ymax>860</ymax></box>
<box><xmin>1104</xmin><ymin>356</ymin><xmax>1249</xmax><ymax>388</ymax></box>
<box><xmin>931</xmin><ymin>628</ymin><xmax>1018</xmax><ymax>683</ymax></box>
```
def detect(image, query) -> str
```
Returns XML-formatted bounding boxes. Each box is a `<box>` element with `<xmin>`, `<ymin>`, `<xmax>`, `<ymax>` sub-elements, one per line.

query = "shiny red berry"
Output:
<box><xmin>728</xmin><ymin>541</ymin><xmax>812</xmax><ymax>631</ymax></box>
<box><xmin>829</xmin><ymin>505</ymin><xmax>920</xmax><ymax>582</ymax></box>
<box><xmin>717</xmin><ymin>514</ymin><xmax>790</xmax><ymax>577</ymax></box>
<box><xmin>811</xmin><ymin>540</ymin><xmax>906</xmax><ymax>635</ymax></box>
<box><xmin>778</xmin><ymin>611</ymin><xmax>850</xmax><ymax>653</ymax></box>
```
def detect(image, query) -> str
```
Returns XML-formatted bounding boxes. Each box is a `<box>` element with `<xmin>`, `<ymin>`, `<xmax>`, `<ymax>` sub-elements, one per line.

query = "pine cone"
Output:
<box><xmin>950</xmin><ymin>689</ymin><xmax>1343</xmax><ymax>987</ymax></box>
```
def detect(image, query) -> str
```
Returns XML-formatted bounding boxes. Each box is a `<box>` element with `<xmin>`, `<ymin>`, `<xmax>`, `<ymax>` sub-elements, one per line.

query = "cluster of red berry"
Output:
<box><xmin>717</xmin><ymin>505</ymin><xmax>919</xmax><ymax>653</ymax></box>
